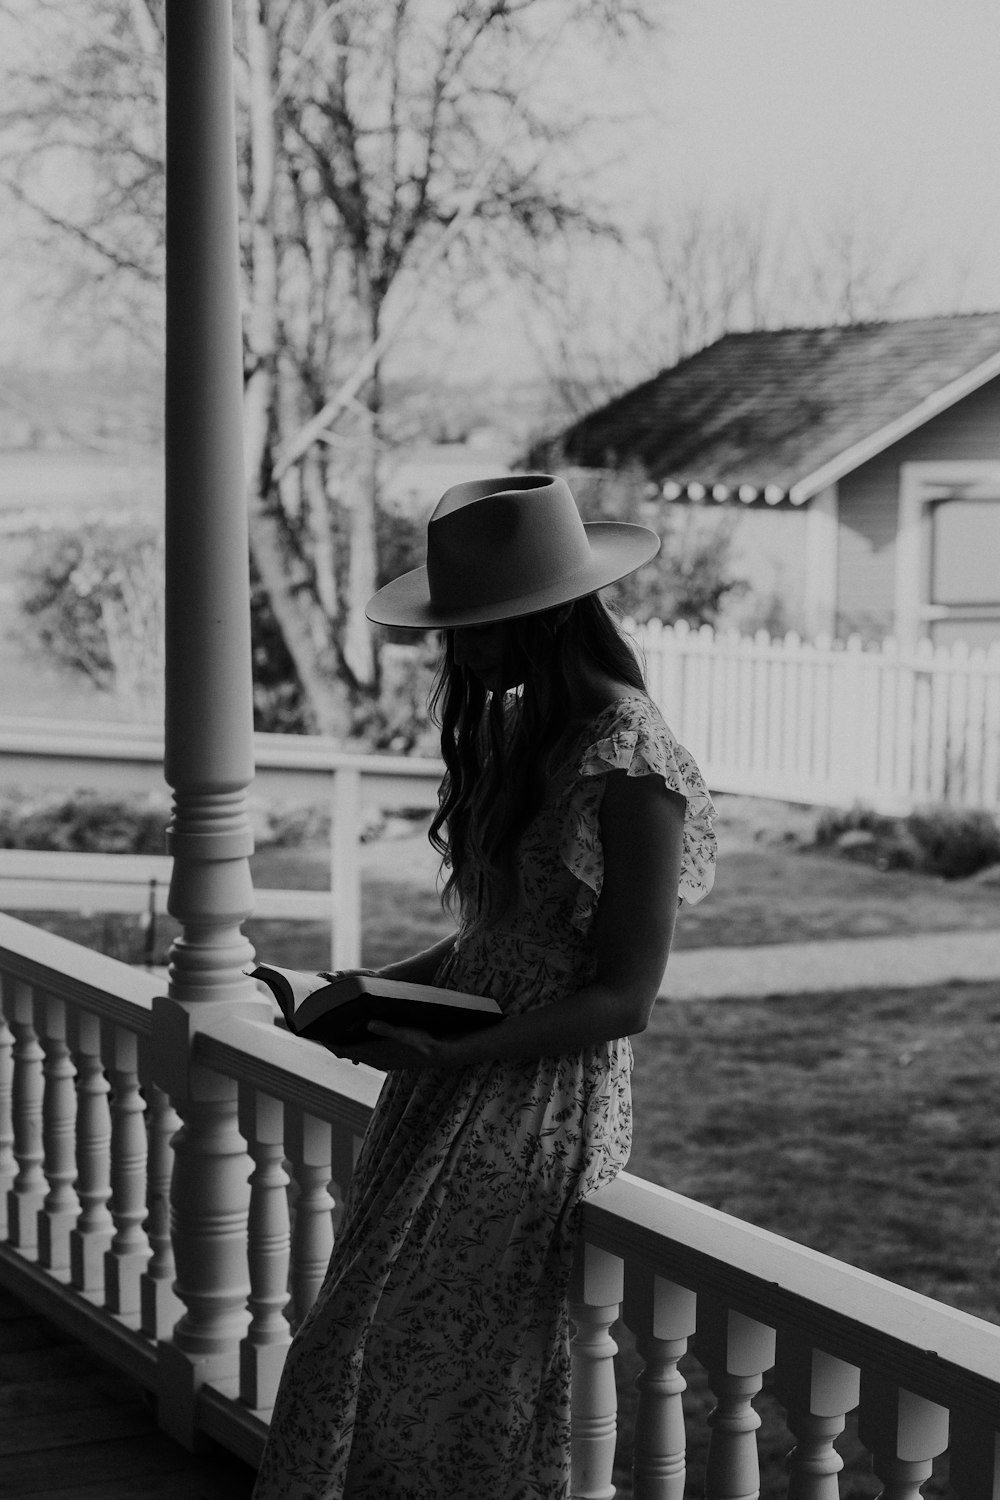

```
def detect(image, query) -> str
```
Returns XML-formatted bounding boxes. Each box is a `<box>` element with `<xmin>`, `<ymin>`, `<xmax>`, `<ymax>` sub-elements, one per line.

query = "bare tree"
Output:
<box><xmin>1</xmin><ymin>0</ymin><xmax>664</xmax><ymax>732</ymax></box>
<box><xmin>521</xmin><ymin>171</ymin><xmax>943</xmax><ymax>435</ymax></box>
<box><xmin>521</xmin><ymin>196</ymin><xmax>792</xmax><ymax>421</ymax></box>
<box><xmin>0</xmin><ymin>1</ymin><xmax>165</xmax><ymax>356</ymax></box>
<box><xmin>793</xmin><ymin>189</ymin><xmax>926</xmax><ymax>326</ymax></box>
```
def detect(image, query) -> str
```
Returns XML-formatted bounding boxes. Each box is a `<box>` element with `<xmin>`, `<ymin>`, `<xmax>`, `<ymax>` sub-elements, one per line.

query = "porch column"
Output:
<box><xmin>154</xmin><ymin>0</ymin><xmax>271</xmax><ymax>1449</ymax></box>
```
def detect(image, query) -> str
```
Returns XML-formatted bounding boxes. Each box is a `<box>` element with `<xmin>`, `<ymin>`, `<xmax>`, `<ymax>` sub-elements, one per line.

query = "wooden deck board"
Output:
<box><xmin>0</xmin><ymin>1290</ymin><xmax>257</xmax><ymax>1500</ymax></box>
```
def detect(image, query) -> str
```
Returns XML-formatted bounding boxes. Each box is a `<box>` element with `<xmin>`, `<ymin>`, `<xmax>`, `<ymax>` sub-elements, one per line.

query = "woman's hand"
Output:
<box><xmin>333</xmin><ymin>1020</ymin><xmax>463</xmax><ymax>1072</ymax></box>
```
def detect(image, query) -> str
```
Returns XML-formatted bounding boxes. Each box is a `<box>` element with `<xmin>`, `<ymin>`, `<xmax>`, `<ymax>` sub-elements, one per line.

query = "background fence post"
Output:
<box><xmin>331</xmin><ymin>766</ymin><xmax>363</xmax><ymax>969</ymax></box>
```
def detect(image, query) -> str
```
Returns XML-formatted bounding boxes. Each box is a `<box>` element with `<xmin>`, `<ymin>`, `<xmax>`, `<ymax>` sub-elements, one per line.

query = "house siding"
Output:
<box><xmin>835</xmin><ymin>374</ymin><xmax>1000</xmax><ymax>639</ymax></box>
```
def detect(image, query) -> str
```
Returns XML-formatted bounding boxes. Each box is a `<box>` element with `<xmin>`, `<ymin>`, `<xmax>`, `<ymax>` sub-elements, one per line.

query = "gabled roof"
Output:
<box><xmin>530</xmin><ymin>312</ymin><xmax>1000</xmax><ymax>505</ymax></box>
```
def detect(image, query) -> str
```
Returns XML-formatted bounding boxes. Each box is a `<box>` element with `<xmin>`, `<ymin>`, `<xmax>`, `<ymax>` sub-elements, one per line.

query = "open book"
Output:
<box><xmin>246</xmin><ymin>963</ymin><xmax>503</xmax><ymax>1047</ymax></box>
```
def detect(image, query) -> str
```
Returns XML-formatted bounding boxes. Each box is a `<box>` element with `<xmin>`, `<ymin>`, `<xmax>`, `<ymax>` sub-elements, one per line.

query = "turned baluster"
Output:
<box><xmin>285</xmin><ymin>1108</ymin><xmax>334</xmax><ymax>1329</ymax></box>
<box><xmin>569</xmin><ymin>1241</ymin><xmax>624</xmax><ymax>1500</ymax></box>
<box><xmin>0</xmin><ymin>1004</ymin><xmax>13</xmax><ymax>1238</ymax></box>
<box><xmin>35</xmin><ymin>993</ymin><xmax>80</xmax><ymax>1272</ymax></box>
<box><xmin>239</xmin><ymin>1085</ymin><xmax>291</xmax><ymax>1409</ymax></box>
<box><xmin>140</xmin><ymin>1075</ymin><xmax>184</xmax><ymax>1339</ymax></box>
<box><xmin>328</xmin><ymin>1129</ymin><xmax>359</xmax><ymax>1240</ymax></box>
<box><xmin>949</xmin><ymin>1411</ymin><xmax>1000</xmax><ymax>1500</ymax></box>
<box><xmin>696</xmin><ymin>1303</ymin><xmax>776</xmax><ymax>1500</ymax></box>
<box><xmin>68</xmin><ymin>1009</ymin><xmax>114</xmax><ymax>1294</ymax></box>
<box><xmin>773</xmin><ymin>1333</ymin><xmax>860</xmax><ymax>1500</ymax></box>
<box><xmin>622</xmin><ymin>1268</ymin><xmax>697</xmax><ymax>1500</ymax></box>
<box><xmin>4</xmin><ymin>979</ymin><xmax>46</xmax><ymax>1251</ymax></box>
<box><xmin>857</xmin><ymin>1375</ymin><xmax>949</xmax><ymax>1500</ymax></box>
<box><xmin>102</xmin><ymin>1022</ymin><xmax>151</xmax><ymax>1315</ymax></box>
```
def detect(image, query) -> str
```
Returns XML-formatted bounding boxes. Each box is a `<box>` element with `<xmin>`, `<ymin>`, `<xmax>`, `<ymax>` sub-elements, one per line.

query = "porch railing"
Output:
<box><xmin>2</xmin><ymin>911</ymin><xmax>997</xmax><ymax>1497</ymax></box>
<box><xmin>0</xmin><ymin>718</ymin><xmax>441</xmax><ymax>969</ymax></box>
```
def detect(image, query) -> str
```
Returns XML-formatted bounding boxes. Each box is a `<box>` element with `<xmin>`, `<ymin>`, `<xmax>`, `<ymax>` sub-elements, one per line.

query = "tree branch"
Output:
<box><xmin>0</xmin><ymin>174</ymin><xmax>161</xmax><ymax>282</ymax></box>
<box><xmin>274</xmin><ymin>4</ymin><xmax>573</xmax><ymax>481</ymax></box>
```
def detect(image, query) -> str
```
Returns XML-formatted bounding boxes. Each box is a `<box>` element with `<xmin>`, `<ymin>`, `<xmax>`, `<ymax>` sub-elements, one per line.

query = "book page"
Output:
<box><xmin>255</xmin><ymin>964</ymin><xmax>329</xmax><ymax>1009</ymax></box>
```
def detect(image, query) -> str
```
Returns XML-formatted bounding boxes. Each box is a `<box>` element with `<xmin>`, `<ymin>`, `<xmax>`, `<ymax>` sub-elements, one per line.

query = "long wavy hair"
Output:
<box><xmin>428</xmin><ymin>592</ymin><xmax>647</xmax><ymax>923</ymax></box>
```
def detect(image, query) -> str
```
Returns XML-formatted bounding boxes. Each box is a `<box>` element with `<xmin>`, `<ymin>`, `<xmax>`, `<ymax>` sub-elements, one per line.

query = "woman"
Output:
<box><xmin>252</xmin><ymin>474</ymin><xmax>716</xmax><ymax>1500</ymax></box>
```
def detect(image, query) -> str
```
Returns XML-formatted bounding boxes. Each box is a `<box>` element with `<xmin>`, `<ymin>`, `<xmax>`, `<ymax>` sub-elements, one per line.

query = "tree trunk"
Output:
<box><xmin>340</xmin><ymin>406</ymin><xmax>379</xmax><ymax>691</ymax></box>
<box><xmin>243</xmin><ymin>0</ymin><xmax>345</xmax><ymax>736</ymax></box>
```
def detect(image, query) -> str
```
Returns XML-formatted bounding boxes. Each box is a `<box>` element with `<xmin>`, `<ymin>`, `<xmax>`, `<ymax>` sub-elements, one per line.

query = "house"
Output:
<box><xmin>530</xmin><ymin>313</ymin><xmax>1000</xmax><ymax>648</ymax></box>
<box><xmin>3</xmin><ymin>7</ymin><xmax>999</xmax><ymax>1492</ymax></box>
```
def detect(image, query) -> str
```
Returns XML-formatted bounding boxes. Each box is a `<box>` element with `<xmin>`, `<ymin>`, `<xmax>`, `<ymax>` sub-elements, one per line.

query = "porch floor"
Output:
<box><xmin>0</xmin><ymin>1288</ymin><xmax>257</xmax><ymax>1500</ymax></box>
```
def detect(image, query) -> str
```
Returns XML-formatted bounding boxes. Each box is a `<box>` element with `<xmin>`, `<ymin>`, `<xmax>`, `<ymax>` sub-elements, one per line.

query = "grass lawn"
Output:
<box><xmin>614</xmin><ymin>980</ymin><xmax>1000</xmax><ymax>1499</ymax></box>
<box><xmin>632</xmin><ymin>983</ymin><xmax>1000</xmax><ymax>1316</ymax></box>
<box><xmin>13</xmin><ymin>791</ymin><xmax>999</xmax><ymax>967</ymax></box>
<box><xmin>19</xmin><ymin>836</ymin><xmax>1000</xmax><ymax>971</ymax></box>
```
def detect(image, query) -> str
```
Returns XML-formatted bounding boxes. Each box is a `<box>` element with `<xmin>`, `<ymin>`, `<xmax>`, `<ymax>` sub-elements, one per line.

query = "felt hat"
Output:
<box><xmin>365</xmin><ymin>473</ymin><xmax>660</xmax><ymax>629</ymax></box>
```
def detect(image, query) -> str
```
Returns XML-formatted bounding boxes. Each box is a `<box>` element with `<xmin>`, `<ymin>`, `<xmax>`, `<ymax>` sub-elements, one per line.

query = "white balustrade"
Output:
<box><xmin>2</xmin><ymin>917</ymin><xmax>999</xmax><ymax>1488</ymax></box>
<box><xmin>239</xmin><ymin>1085</ymin><xmax>291</xmax><ymax>1410</ymax></box>
<box><xmin>773</xmin><ymin>1333</ymin><xmax>860</xmax><ymax>1500</ymax></box>
<box><xmin>102</xmin><ymin>1021</ymin><xmax>151</xmax><ymax>1317</ymax></box>
<box><xmin>35</xmin><ymin>992</ymin><xmax>80</xmax><ymax>1273</ymax></box>
<box><xmin>140</xmin><ymin>1078</ymin><xmax>183</xmax><ymax>1339</ymax></box>
<box><xmin>285</xmin><ymin>1108</ymin><xmax>335</xmax><ymax>1330</ymax></box>
<box><xmin>622</xmin><ymin>1268</ymin><xmax>697</xmax><ymax>1500</ymax></box>
<box><xmin>4</xmin><ymin>978</ymin><xmax>45</xmax><ymax>1251</ymax></box>
<box><xmin>68</xmin><ymin>1008</ymin><xmax>114</xmax><ymax>1294</ymax></box>
<box><xmin>697</xmin><ymin>1304</ymin><xmax>777</xmax><ymax>1500</ymax></box>
<box><xmin>0</xmin><ymin>1004</ymin><xmax>15</xmax><ymax>1239</ymax></box>
<box><xmin>569</xmin><ymin>1241</ymin><xmax>624</xmax><ymax>1500</ymax></box>
<box><xmin>858</xmin><ymin>1375</ymin><xmax>950</xmax><ymax>1500</ymax></box>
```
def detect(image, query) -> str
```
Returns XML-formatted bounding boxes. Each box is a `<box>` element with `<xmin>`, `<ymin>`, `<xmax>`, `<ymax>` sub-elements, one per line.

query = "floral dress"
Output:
<box><xmin>252</xmin><ymin>695</ymin><xmax>716</xmax><ymax>1500</ymax></box>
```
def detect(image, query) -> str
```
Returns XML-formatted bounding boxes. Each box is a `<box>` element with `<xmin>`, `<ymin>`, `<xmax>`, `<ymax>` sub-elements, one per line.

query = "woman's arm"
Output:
<box><xmin>350</xmin><ymin>770</ymin><xmax>685</xmax><ymax>1070</ymax></box>
<box><xmin>373</xmin><ymin>930</ymin><xmax>459</xmax><ymax>986</ymax></box>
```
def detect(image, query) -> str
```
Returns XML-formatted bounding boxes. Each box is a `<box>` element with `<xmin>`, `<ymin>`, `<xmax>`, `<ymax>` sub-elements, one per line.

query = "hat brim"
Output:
<box><xmin>365</xmin><ymin>522</ymin><xmax>660</xmax><ymax>629</ymax></box>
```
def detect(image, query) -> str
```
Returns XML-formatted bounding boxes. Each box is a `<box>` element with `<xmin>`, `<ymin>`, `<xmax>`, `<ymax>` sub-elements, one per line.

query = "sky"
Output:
<box><xmin>2</xmin><ymin>0</ymin><xmax>1000</xmax><ymax>376</ymax></box>
<box><xmin>614</xmin><ymin>0</ymin><xmax>1000</xmax><ymax>307</ymax></box>
<box><xmin>415</xmin><ymin>0</ymin><xmax>1000</xmax><ymax>389</ymax></box>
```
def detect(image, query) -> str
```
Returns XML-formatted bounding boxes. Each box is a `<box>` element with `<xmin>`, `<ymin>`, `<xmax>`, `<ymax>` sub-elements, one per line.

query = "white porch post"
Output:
<box><xmin>154</xmin><ymin>0</ymin><xmax>271</xmax><ymax>1448</ymax></box>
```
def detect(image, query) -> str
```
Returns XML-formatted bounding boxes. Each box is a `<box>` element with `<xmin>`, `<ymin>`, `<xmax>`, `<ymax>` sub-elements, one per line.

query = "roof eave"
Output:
<box><xmin>787</xmin><ymin>347</ymin><xmax>1000</xmax><ymax>504</ymax></box>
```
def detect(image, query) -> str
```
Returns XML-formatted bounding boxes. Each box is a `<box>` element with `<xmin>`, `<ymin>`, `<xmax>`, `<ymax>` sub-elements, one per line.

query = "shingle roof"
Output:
<box><xmin>529</xmin><ymin>312</ymin><xmax>1000</xmax><ymax>504</ymax></box>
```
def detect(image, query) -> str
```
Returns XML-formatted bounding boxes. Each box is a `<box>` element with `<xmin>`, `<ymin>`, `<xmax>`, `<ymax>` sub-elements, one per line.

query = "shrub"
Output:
<box><xmin>907</xmin><ymin>807</ymin><xmax>1000</xmax><ymax>880</ymax></box>
<box><xmin>0</xmin><ymin>792</ymin><xmax>170</xmax><ymax>854</ymax></box>
<box><xmin>814</xmin><ymin>802</ymin><xmax>1000</xmax><ymax>879</ymax></box>
<box><xmin>567</xmin><ymin>466</ymin><xmax>748</xmax><ymax>626</ymax></box>
<box><xmin>18</xmin><ymin>523</ymin><xmax>165</xmax><ymax>717</ymax></box>
<box><xmin>17</xmin><ymin>522</ymin><xmax>316</xmax><ymax>733</ymax></box>
<box><xmin>813</xmin><ymin>803</ymin><xmax>890</xmax><ymax>846</ymax></box>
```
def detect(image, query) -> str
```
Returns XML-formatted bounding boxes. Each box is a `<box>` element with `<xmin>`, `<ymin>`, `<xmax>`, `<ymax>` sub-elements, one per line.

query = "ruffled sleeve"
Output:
<box><xmin>560</xmin><ymin>697</ymin><xmax>717</xmax><ymax>929</ymax></box>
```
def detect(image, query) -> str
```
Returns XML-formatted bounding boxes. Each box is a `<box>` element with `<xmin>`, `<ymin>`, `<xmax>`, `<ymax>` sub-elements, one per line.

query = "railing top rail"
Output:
<box><xmin>584</xmin><ymin>1173</ymin><xmax>1000</xmax><ymax>1418</ymax></box>
<box><xmin>0</xmin><ymin>717</ymin><xmax>443</xmax><ymax>785</ymax></box>
<box><xmin>195</xmin><ymin>1013</ymin><xmax>381</xmax><ymax>1129</ymax></box>
<box><xmin>0</xmin><ymin>912</ymin><xmax>159</xmax><ymax>1030</ymax></box>
<box><xmin>252</xmin><ymin>737</ymin><xmax>442</xmax><ymax>783</ymax></box>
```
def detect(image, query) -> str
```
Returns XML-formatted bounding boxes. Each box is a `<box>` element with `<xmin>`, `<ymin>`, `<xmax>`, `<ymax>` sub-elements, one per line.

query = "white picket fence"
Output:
<box><xmin>636</xmin><ymin>620</ymin><xmax>1000</xmax><ymax>814</ymax></box>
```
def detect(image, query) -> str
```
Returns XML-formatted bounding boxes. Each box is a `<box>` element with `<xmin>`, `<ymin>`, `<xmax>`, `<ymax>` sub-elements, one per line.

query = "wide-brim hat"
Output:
<box><xmin>365</xmin><ymin>473</ymin><xmax>660</xmax><ymax>629</ymax></box>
